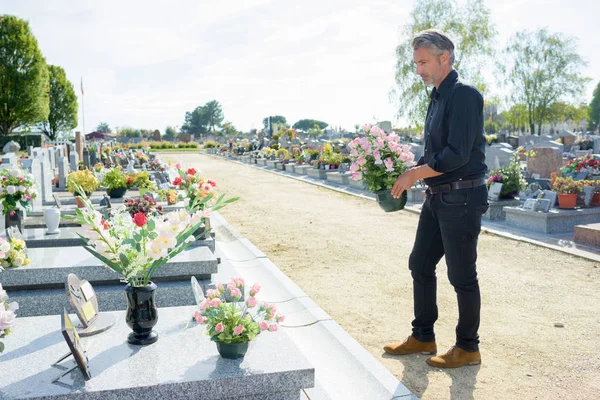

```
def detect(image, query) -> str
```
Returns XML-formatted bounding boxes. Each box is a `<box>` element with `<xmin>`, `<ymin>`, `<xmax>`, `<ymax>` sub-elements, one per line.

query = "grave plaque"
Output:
<box><xmin>574</xmin><ymin>171</ymin><xmax>589</xmax><ymax>181</ymax></box>
<box><xmin>60</xmin><ymin>309</ymin><xmax>92</xmax><ymax>380</ymax></box>
<box><xmin>537</xmin><ymin>198</ymin><xmax>552</xmax><ymax>212</ymax></box>
<box><xmin>53</xmin><ymin>193</ymin><xmax>63</xmax><ymax>209</ymax></box>
<box><xmin>488</xmin><ymin>183</ymin><xmax>503</xmax><ymax>201</ymax></box>
<box><xmin>523</xmin><ymin>199</ymin><xmax>539</xmax><ymax>212</ymax></box>
<box><xmin>542</xmin><ymin>190</ymin><xmax>558</xmax><ymax>208</ymax></box>
<box><xmin>191</xmin><ymin>276</ymin><xmax>205</xmax><ymax>307</ymax></box>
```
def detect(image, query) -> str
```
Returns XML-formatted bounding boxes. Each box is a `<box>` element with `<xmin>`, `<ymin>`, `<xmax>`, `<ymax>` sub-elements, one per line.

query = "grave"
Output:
<box><xmin>406</xmin><ymin>187</ymin><xmax>426</xmax><ymax>203</ymax></box>
<box><xmin>574</xmin><ymin>223</ymin><xmax>600</xmax><ymax>247</ymax></box>
<box><xmin>58</xmin><ymin>156</ymin><xmax>69</xmax><ymax>189</ymax></box>
<box><xmin>503</xmin><ymin>206</ymin><xmax>600</xmax><ymax>233</ymax></box>
<box><xmin>266</xmin><ymin>160</ymin><xmax>280</xmax><ymax>169</ymax></box>
<box><xmin>293</xmin><ymin>165</ymin><xmax>311</xmax><ymax>175</ymax></box>
<box><xmin>19</xmin><ymin>158</ymin><xmax>43</xmax><ymax>211</ymax></box>
<box><xmin>482</xmin><ymin>198</ymin><xmax>522</xmax><ymax>221</ymax></box>
<box><xmin>3</xmin><ymin>140</ymin><xmax>20</xmax><ymax>153</ymax></box>
<box><xmin>326</xmin><ymin>171</ymin><xmax>351</xmax><ymax>185</ymax></box>
<box><xmin>486</xmin><ymin>145</ymin><xmax>513</xmax><ymax>168</ymax></box>
<box><xmin>69</xmin><ymin>152</ymin><xmax>79</xmax><ymax>172</ymax></box>
<box><xmin>0</xmin><ymin>306</ymin><xmax>314</xmax><ymax>399</ymax></box>
<box><xmin>307</xmin><ymin>168</ymin><xmax>338</xmax><ymax>180</ymax></box>
<box><xmin>1</xmin><ymin>152</ymin><xmax>18</xmax><ymax>168</ymax></box>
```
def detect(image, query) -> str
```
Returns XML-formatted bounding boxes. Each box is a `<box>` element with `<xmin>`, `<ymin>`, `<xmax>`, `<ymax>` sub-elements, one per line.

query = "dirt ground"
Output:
<box><xmin>169</xmin><ymin>153</ymin><xmax>600</xmax><ymax>400</ymax></box>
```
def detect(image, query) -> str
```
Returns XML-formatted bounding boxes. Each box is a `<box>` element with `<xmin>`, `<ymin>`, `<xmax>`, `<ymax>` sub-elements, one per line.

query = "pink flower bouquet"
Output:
<box><xmin>348</xmin><ymin>125</ymin><xmax>416</xmax><ymax>192</ymax></box>
<box><xmin>194</xmin><ymin>278</ymin><xmax>284</xmax><ymax>344</ymax></box>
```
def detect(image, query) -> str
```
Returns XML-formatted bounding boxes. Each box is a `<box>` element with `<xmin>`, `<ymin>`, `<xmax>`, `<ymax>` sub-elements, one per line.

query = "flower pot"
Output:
<box><xmin>44</xmin><ymin>208</ymin><xmax>61</xmax><ymax>234</ymax></box>
<box><xmin>557</xmin><ymin>193</ymin><xmax>578</xmax><ymax>209</ymax></box>
<box><xmin>215</xmin><ymin>341</ymin><xmax>249</xmax><ymax>359</ymax></box>
<box><xmin>107</xmin><ymin>187</ymin><xmax>127</xmax><ymax>198</ymax></box>
<box><xmin>4</xmin><ymin>209</ymin><xmax>24</xmax><ymax>234</ymax></box>
<box><xmin>125</xmin><ymin>282</ymin><xmax>158</xmax><ymax>345</ymax></box>
<box><xmin>374</xmin><ymin>189</ymin><xmax>408</xmax><ymax>212</ymax></box>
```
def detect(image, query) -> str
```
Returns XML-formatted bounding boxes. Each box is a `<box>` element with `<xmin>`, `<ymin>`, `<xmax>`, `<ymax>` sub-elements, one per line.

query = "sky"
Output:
<box><xmin>2</xmin><ymin>0</ymin><xmax>599</xmax><ymax>134</ymax></box>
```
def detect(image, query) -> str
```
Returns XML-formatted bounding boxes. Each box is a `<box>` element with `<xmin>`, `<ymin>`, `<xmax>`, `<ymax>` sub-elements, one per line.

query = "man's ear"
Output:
<box><xmin>440</xmin><ymin>51</ymin><xmax>450</xmax><ymax>66</ymax></box>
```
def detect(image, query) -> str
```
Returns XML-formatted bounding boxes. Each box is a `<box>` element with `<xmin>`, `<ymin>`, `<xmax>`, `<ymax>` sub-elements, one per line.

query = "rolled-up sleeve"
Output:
<box><xmin>427</xmin><ymin>87</ymin><xmax>482</xmax><ymax>173</ymax></box>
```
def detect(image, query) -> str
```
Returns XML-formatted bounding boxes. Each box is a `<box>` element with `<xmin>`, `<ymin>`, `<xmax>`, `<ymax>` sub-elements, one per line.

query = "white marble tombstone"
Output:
<box><xmin>20</xmin><ymin>158</ymin><xmax>43</xmax><ymax>211</ymax></box>
<box><xmin>58</xmin><ymin>157</ymin><xmax>69</xmax><ymax>189</ymax></box>
<box><xmin>69</xmin><ymin>152</ymin><xmax>79</xmax><ymax>172</ymax></box>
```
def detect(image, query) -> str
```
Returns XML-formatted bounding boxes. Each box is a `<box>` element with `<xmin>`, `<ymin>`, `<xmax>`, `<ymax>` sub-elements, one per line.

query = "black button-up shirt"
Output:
<box><xmin>417</xmin><ymin>70</ymin><xmax>487</xmax><ymax>186</ymax></box>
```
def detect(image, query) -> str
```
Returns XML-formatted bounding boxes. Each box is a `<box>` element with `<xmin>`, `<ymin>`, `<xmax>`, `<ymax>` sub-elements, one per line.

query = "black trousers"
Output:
<box><xmin>409</xmin><ymin>184</ymin><xmax>489</xmax><ymax>352</ymax></box>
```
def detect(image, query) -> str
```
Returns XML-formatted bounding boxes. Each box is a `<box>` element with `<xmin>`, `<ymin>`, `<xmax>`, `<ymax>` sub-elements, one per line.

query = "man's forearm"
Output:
<box><xmin>409</xmin><ymin>164</ymin><xmax>444</xmax><ymax>181</ymax></box>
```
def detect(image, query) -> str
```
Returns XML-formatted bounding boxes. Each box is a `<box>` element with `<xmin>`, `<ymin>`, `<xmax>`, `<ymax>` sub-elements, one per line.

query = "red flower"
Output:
<box><xmin>208</xmin><ymin>179</ymin><xmax>216</xmax><ymax>187</ymax></box>
<box><xmin>101</xmin><ymin>219</ymin><xmax>109</xmax><ymax>230</ymax></box>
<box><xmin>187</xmin><ymin>168</ymin><xmax>197</xmax><ymax>175</ymax></box>
<box><xmin>133</xmin><ymin>213</ymin><xmax>148</xmax><ymax>227</ymax></box>
<box><xmin>173</xmin><ymin>177</ymin><xmax>182</xmax><ymax>186</ymax></box>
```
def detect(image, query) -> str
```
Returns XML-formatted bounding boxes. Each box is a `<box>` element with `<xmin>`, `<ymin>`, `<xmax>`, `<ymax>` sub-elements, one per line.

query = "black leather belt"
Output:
<box><xmin>428</xmin><ymin>178</ymin><xmax>486</xmax><ymax>194</ymax></box>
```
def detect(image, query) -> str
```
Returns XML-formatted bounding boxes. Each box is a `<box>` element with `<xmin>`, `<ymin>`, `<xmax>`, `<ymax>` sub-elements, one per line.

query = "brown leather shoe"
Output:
<box><xmin>383</xmin><ymin>336</ymin><xmax>437</xmax><ymax>355</ymax></box>
<box><xmin>426</xmin><ymin>346</ymin><xmax>481</xmax><ymax>368</ymax></box>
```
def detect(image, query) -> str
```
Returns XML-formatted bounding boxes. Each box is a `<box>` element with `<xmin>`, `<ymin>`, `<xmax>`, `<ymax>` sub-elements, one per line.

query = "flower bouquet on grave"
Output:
<box><xmin>0</xmin><ymin>167</ymin><xmax>38</xmax><ymax>232</ymax></box>
<box><xmin>69</xmin><ymin>182</ymin><xmax>209</xmax><ymax>345</ymax></box>
<box><xmin>193</xmin><ymin>278</ymin><xmax>285</xmax><ymax>359</ymax></box>
<box><xmin>0</xmin><ymin>283</ymin><xmax>19</xmax><ymax>353</ymax></box>
<box><xmin>348</xmin><ymin>124</ymin><xmax>416</xmax><ymax>212</ymax></box>
<box><xmin>0</xmin><ymin>236</ymin><xmax>30</xmax><ymax>269</ymax></box>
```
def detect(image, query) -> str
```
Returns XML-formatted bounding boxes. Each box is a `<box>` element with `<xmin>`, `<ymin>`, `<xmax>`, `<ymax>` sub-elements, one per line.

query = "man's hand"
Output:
<box><xmin>391</xmin><ymin>170</ymin><xmax>417</xmax><ymax>199</ymax></box>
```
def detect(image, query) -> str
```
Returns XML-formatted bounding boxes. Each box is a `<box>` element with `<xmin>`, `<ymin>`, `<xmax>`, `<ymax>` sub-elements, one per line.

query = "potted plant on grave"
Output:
<box><xmin>486</xmin><ymin>149</ymin><xmax>530</xmax><ymax>199</ymax></box>
<box><xmin>101</xmin><ymin>168</ymin><xmax>128</xmax><ymax>198</ymax></box>
<box><xmin>348</xmin><ymin>124</ymin><xmax>416</xmax><ymax>212</ymax></box>
<box><xmin>0</xmin><ymin>283</ymin><xmax>19</xmax><ymax>353</ymax></box>
<box><xmin>69</xmin><ymin>183</ymin><xmax>223</xmax><ymax>345</ymax></box>
<box><xmin>276</xmin><ymin>148</ymin><xmax>290</xmax><ymax>164</ymax></box>
<box><xmin>551</xmin><ymin>177</ymin><xmax>583</xmax><ymax>209</ymax></box>
<box><xmin>560</xmin><ymin>155</ymin><xmax>600</xmax><ymax>179</ymax></box>
<box><xmin>574</xmin><ymin>137</ymin><xmax>593</xmax><ymax>151</ymax></box>
<box><xmin>67</xmin><ymin>170</ymin><xmax>100</xmax><ymax>208</ymax></box>
<box><xmin>193</xmin><ymin>278</ymin><xmax>284</xmax><ymax>359</ymax></box>
<box><xmin>0</xmin><ymin>167</ymin><xmax>38</xmax><ymax>234</ymax></box>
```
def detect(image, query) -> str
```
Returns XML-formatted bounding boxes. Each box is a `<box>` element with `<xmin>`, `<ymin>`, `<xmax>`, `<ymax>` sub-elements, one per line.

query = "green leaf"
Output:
<box><xmin>146</xmin><ymin>219</ymin><xmax>155</xmax><ymax>231</ymax></box>
<box><xmin>0</xmin><ymin>341</ymin><xmax>4</xmax><ymax>353</ymax></box>
<box><xmin>133</xmin><ymin>233</ymin><xmax>142</xmax><ymax>242</ymax></box>
<box><xmin>148</xmin><ymin>232</ymin><xmax>158</xmax><ymax>240</ymax></box>
<box><xmin>140</xmin><ymin>229</ymin><xmax>148</xmax><ymax>238</ymax></box>
<box><xmin>119</xmin><ymin>253</ymin><xmax>130</xmax><ymax>267</ymax></box>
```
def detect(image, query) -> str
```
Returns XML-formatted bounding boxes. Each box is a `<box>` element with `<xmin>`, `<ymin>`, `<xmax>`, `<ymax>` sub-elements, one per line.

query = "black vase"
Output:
<box><xmin>124</xmin><ymin>282</ymin><xmax>158</xmax><ymax>345</ymax></box>
<box><xmin>5</xmin><ymin>209</ymin><xmax>24</xmax><ymax>234</ymax></box>
<box><xmin>374</xmin><ymin>189</ymin><xmax>408</xmax><ymax>212</ymax></box>
<box><xmin>107</xmin><ymin>187</ymin><xmax>127</xmax><ymax>198</ymax></box>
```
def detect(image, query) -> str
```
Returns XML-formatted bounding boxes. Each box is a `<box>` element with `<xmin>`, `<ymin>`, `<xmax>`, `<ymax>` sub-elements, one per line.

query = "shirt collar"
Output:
<box><xmin>429</xmin><ymin>70</ymin><xmax>458</xmax><ymax>101</ymax></box>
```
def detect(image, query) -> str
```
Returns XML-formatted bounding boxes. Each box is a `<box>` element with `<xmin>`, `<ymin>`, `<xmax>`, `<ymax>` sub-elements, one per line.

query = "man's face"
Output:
<box><xmin>413</xmin><ymin>47</ymin><xmax>446</xmax><ymax>87</ymax></box>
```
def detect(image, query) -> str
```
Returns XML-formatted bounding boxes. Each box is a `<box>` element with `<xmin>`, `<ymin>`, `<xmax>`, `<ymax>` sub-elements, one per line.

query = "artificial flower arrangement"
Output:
<box><xmin>148</xmin><ymin>158</ymin><xmax>167</xmax><ymax>172</ymax></box>
<box><xmin>0</xmin><ymin>283</ymin><xmax>19</xmax><ymax>353</ymax></box>
<box><xmin>0</xmin><ymin>237</ymin><xmax>30</xmax><ymax>269</ymax></box>
<box><xmin>69</xmin><ymin>182</ymin><xmax>215</xmax><ymax>287</ymax></box>
<box><xmin>486</xmin><ymin>147</ymin><xmax>533</xmax><ymax>199</ymax></box>
<box><xmin>172</xmin><ymin>166</ymin><xmax>239</xmax><ymax>213</ymax></box>
<box><xmin>67</xmin><ymin>169</ymin><xmax>99</xmax><ymax>196</ymax></box>
<box><xmin>193</xmin><ymin>278</ymin><xmax>284</xmax><ymax>345</ymax></box>
<box><xmin>347</xmin><ymin>125</ymin><xmax>416</xmax><ymax>192</ymax></box>
<box><xmin>574</xmin><ymin>137</ymin><xmax>593</xmax><ymax>151</ymax></box>
<box><xmin>560</xmin><ymin>154</ymin><xmax>600</xmax><ymax>177</ymax></box>
<box><xmin>259</xmin><ymin>148</ymin><xmax>276</xmax><ymax>160</ymax></box>
<box><xmin>551</xmin><ymin>177</ymin><xmax>583</xmax><ymax>195</ymax></box>
<box><xmin>0</xmin><ymin>167</ymin><xmax>38</xmax><ymax>216</ymax></box>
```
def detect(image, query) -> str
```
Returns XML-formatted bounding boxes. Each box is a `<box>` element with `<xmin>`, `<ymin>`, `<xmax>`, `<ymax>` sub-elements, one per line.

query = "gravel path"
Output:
<box><xmin>170</xmin><ymin>153</ymin><xmax>600</xmax><ymax>400</ymax></box>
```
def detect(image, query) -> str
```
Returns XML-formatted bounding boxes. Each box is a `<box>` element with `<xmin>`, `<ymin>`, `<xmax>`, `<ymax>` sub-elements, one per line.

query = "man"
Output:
<box><xmin>383</xmin><ymin>29</ymin><xmax>488</xmax><ymax>368</ymax></box>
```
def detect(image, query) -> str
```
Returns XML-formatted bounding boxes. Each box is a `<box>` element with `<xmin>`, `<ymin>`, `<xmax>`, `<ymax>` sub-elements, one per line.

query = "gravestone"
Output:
<box><xmin>410</xmin><ymin>144</ymin><xmax>424</xmax><ymax>161</ymax></box>
<box><xmin>486</xmin><ymin>146</ymin><xmax>512</xmax><ymax>168</ymax></box>
<box><xmin>20</xmin><ymin>158</ymin><xmax>43</xmax><ymax>211</ymax></box>
<box><xmin>523</xmin><ymin>199</ymin><xmax>538</xmax><ymax>212</ymax></box>
<box><xmin>526</xmin><ymin>148</ymin><xmax>562</xmax><ymax>179</ymax></box>
<box><xmin>70</xmin><ymin>152</ymin><xmax>79</xmax><ymax>172</ymax></box>
<box><xmin>27</xmin><ymin>146</ymin><xmax>34</xmax><ymax>156</ymax></box>
<box><xmin>39</xmin><ymin>157</ymin><xmax>54</xmax><ymax>203</ymax></box>
<box><xmin>58</xmin><ymin>157</ymin><xmax>69</xmax><ymax>189</ymax></box>
<box><xmin>2</xmin><ymin>140</ymin><xmax>20</xmax><ymax>153</ymax></box>
<box><xmin>48</xmin><ymin>147</ymin><xmax>57</xmax><ymax>170</ymax></box>
<box><xmin>541</xmin><ymin>190</ymin><xmax>558</xmax><ymax>208</ymax></box>
<box><xmin>75</xmin><ymin>131</ymin><xmax>84</xmax><ymax>161</ymax></box>
<box><xmin>519</xmin><ymin>135</ymin><xmax>541</xmax><ymax>147</ymax></box>
<box><xmin>82</xmin><ymin>149</ymin><xmax>90</xmax><ymax>169</ymax></box>
<box><xmin>537</xmin><ymin>198</ymin><xmax>552</xmax><ymax>212</ymax></box>
<box><xmin>1</xmin><ymin>153</ymin><xmax>17</xmax><ymax>168</ymax></box>
<box><xmin>488</xmin><ymin>183</ymin><xmax>503</xmax><ymax>201</ymax></box>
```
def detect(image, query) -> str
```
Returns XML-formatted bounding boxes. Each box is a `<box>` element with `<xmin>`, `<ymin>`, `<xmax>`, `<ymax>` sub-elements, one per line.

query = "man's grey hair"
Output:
<box><xmin>412</xmin><ymin>29</ymin><xmax>455</xmax><ymax>65</ymax></box>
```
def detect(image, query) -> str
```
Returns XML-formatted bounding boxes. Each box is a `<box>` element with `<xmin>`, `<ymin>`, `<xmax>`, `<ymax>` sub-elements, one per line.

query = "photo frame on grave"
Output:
<box><xmin>52</xmin><ymin>193</ymin><xmax>63</xmax><ymax>209</ymax></box>
<box><xmin>488</xmin><ymin>182</ymin><xmax>503</xmax><ymax>201</ymax></box>
<box><xmin>542</xmin><ymin>190</ymin><xmax>558</xmax><ymax>208</ymax></box>
<box><xmin>6</xmin><ymin>226</ymin><xmax>26</xmax><ymax>252</ymax></box>
<box><xmin>65</xmin><ymin>274</ymin><xmax>116</xmax><ymax>336</ymax></box>
<box><xmin>537</xmin><ymin>198</ymin><xmax>552</xmax><ymax>213</ymax></box>
<box><xmin>103</xmin><ymin>194</ymin><xmax>112</xmax><ymax>210</ymax></box>
<box><xmin>523</xmin><ymin>198</ymin><xmax>539</xmax><ymax>212</ymax></box>
<box><xmin>59</xmin><ymin>309</ymin><xmax>92</xmax><ymax>380</ymax></box>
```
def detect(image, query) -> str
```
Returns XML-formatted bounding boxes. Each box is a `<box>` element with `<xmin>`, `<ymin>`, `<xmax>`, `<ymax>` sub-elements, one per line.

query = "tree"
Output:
<box><xmin>203</xmin><ymin>100</ymin><xmax>224</xmax><ymax>132</ymax></box>
<box><xmin>165</xmin><ymin>126</ymin><xmax>177</xmax><ymax>138</ymax></box>
<box><xmin>0</xmin><ymin>15</ymin><xmax>49</xmax><ymax>135</ymax></box>
<box><xmin>292</xmin><ymin>119</ymin><xmax>328</xmax><ymax>131</ymax></box>
<box><xmin>181</xmin><ymin>106</ymin><xmax>208</xmax><ymax>135</ymax></box>
<box><xmin>589</xmin><ymin>81</ymin><xmax>600</xmax><ymax>133</ymax></box>
<box><xmin>500</xmin><ymin>104</ymin><xmax>528</xmax><ymax>134</ymax></box>
<box><xmin>96</xmin><ymin>122</ymin><xmax>111</xmax><ymax>133</ymax></box>
<box><xmin>262</xmin><ymin>115</ymin><xmax>287</xmax><ymax>129</ymax></box>
<box><xmin>221</xmin><ymin>122</ymin><xmax>237</xmax><ymax>136</ymax></box>
<box><xmin>504</xmin><ymin>28</ymin><xmax>591</xmax><ymax>135</ymax></box>
<box><xmin>392</xmin><ymin>0</ymin><xmax>496</xmax><ymax>127</ymax></box>
<box><xmin>37</xmin><ymin>65</ymin><xmax>78</xmax><ymax>140</ymax></box>
<box><xmin>118</xmin><ymin>127</ymin><xmax>141</xmax><ymax>138</ymax></box>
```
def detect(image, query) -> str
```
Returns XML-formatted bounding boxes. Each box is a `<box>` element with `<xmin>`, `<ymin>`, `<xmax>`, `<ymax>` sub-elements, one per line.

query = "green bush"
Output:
<box><xmin>188</xmin><ymin>142</ymin><xmax>200</xmax><ymax>148</ymax></box>
<box><xmin>203</xmin><ymin>140</ymin><xmax>217</xmax><ymax>149</ymax></box>
<box><xmin>101</xmin><ymin>168</ymin><xmax>127</xmax><ymax>190</ymax></box>
<box><xmin>0</xmin><ymin>135</ymin><xmax>44</xmax><ymax>149</ymax></box>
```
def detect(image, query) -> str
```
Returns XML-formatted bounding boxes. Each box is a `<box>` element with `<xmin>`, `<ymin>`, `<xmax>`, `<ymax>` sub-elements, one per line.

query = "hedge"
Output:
<box><xmin>0</xmin><ymin>135</ymin><xmax>43</xmax><ymax>149</ymax></box>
